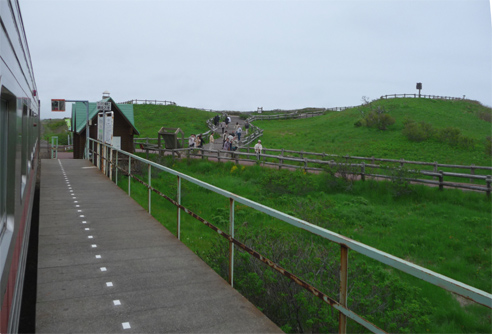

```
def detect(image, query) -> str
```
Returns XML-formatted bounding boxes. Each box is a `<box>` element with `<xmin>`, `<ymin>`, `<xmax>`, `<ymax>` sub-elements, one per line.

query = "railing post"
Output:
<box><xmin>128</xmin><ymin>156</ymin><xmax>131</xmax><ymax>196</ymax></box>
<box><xmin>115</xmin><ymin>150</ymin><xmax>118</xmax><ymax>186</ymax></box>
<box><xmin>361</xmin><ymin>162</ymin><xmax>365</xmax><ymax>181</ymax></box>
<box><xmin>229</xmin><ymin>198</ymin><xmax>235</xmax><ymax>287</ymax></box>
<box><xmin>148</xmin><ymin>164</ymin><xmax>152</xmax><ymax>214</ymax></box>
<box><xmin>177</xmin><ymin>175</ymin><xmax>181</xmax><ymax>240</ymax></box>
<box><xmin>109</xmin><ymin>148</ymin><xmax>113</xmax><ymax>180</ymax></box>
<box><xmin>339</xmin><ymin>245</ymin><xmax>348</xmax><ymax>334</ymax></box>
<box><xmin>439</xmin><ymin>170</ymin><xmax>444</xmax><ymax>191</ymax></box>
<box><xmin>470</xmin><ymin>164</ymin><xmax>475</xmax><ymax>183</ymax></box>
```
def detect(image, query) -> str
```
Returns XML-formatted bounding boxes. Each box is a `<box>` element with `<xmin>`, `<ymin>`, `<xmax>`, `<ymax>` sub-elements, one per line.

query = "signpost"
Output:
<box><xmin>416</xmin><ymin>82</ymin><xmax>422</xmax><ymax>98</ymax></box>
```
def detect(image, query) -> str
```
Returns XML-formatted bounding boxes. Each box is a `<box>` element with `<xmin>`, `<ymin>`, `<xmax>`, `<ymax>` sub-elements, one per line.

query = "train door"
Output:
<box><xmin>0</xmin><ymin>98</ymin><xmax>7</xmax><ymax>239</ymax></box>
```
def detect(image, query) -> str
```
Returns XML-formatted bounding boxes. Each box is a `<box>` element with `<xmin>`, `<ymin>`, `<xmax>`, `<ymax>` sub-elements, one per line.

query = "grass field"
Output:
<box><xmin>117</xmin><ymin>155</ymin><xmax>491</xmax><ymax>333</ymax></box>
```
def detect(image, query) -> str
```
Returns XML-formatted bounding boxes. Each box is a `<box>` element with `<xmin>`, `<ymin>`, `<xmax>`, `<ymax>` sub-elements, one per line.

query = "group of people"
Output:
<box><xmin>188</xmin><ymin>134</ymin><xmax>204</xmax><ymax>148</ymax></box>
<box><xmin>189</xmin><ymin>114</ymin><xmax>261</xmax><ymax>154</ymax></box>
<box><xmin>222</xmin><ymin>131</ymin><xmax>239</xmax><ymax>151</ymax></box>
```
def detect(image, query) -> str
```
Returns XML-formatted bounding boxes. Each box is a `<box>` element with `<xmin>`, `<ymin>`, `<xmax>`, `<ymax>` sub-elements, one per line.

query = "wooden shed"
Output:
<box><xmin>71</xmin><ymin>96</ymin><xmax>139</xmax><ymax>159</ymax></box>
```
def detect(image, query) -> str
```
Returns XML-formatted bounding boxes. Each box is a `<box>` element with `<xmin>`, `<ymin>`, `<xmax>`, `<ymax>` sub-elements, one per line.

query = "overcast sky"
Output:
<box><xmin>20</xmin><ymin>0</ymin><xmax>492</xmax><ymax>119</ymax></box>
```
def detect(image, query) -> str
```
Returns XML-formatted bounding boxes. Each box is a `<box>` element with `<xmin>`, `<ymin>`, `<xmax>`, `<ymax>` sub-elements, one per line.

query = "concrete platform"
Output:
<box><xmin>36</xmin><ymin>159</ymin><xmax>281</xmax><ymax>333</ymax></box>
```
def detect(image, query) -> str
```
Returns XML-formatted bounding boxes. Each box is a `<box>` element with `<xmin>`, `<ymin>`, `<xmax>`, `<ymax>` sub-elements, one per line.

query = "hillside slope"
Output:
<box><xmin>254</xmin><ymin>98</ymin><xmax>492</xmax><ymax>166</ymax></box>
<box><xmin>133</xmin><ymin>104</ymin><xmax>215</xmax><ymax>138</ymax></box>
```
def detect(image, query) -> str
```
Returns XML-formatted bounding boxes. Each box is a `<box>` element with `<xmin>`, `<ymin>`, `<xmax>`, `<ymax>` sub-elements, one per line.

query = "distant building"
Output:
<box><xmin>71</xmin><ymin>95</ymin><xmax>139</xmax><ymax>159</ymax></box>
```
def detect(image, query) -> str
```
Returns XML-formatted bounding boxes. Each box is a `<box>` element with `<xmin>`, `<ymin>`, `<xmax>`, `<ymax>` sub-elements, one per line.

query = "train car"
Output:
<box><xmin>0</xmin><ymin>0</ymin><xmax>40</xmax><ymax>332</ymax></box>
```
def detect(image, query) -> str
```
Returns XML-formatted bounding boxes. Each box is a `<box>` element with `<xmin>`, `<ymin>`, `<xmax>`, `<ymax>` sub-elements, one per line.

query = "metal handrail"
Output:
<box><xmin>88</xmin><ymin>138</ymin><xmax>492</xmax><ymax>334</ymax></box>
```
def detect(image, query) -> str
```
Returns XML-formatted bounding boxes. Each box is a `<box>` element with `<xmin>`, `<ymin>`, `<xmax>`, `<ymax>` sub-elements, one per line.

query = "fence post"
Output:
<box><xmin>279</xmin><ymin>148</ymin><xmax>284</xmax><ymax>170</ymax></box>
<box><xmin>486</xmin><ymin>176</ymin><xmax>491</xmax><ymax>197</ymax></box>
<box><xmin>433</xmin><ymin>161</ymin><xmax>438</xmax><ymax>180</ymax></box>
<box><xmin>229</xmin><ymin>198</ymin><xmax>235</xmax><ymax>287</ymax></box>
<box><xmin>339</xmin><ymin>245</ymin><xmax>348</xmax><ymax>334</ymax></box>
<box><xmin>217</xmin><ymin>150</ymin><xmax>221</xmax><ymax>163</ymax></box>
<box><xmin>148</xmin><ymin>164</ymin><xmax>152</xmax><ymax>214</ymax></box>
<box><xmin>177</xmin><ymin>175</ymin><xmax>181</xmax><ymax>240</ymax></box>
<box><xmin>361</xmin><ymin>162</ymin><xmax>365</xmax><ymax>181</ymax></box>
<box><xmin>400</xmin><ymin>158</ymin><xmax>405</xmax><ymax>168</ymax></box>
<box><xmin>470</xmin><ymin>164</ymin><xmax>475</xmax><ymax>183</ymax></box>
<box><xmin>439</xmin><ymin>171</ymin><xmax>444</xmax><ymax>191</ymax></box>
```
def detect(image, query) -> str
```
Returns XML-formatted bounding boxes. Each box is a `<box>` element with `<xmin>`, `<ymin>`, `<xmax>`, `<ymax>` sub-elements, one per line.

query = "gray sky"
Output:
<box><xmin>20</xmin><ymin>0</ymin><xmax>492</xmax><ymax>119</ymax></box>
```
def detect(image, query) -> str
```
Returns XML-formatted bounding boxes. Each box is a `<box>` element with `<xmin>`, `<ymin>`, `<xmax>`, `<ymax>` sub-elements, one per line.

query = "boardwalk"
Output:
<box><xmin>36</xmin><ymin>159</ymin><xmax>281</xmax><ymax>333</ymax></box>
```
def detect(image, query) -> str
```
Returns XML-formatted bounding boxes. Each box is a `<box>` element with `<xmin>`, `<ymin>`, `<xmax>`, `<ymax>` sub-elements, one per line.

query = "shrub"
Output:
<box><xmin>438</xmin><ymin>127</ymin><xmax>461</xmax><ymax>146</ymax></box>
<box><xmin>402</xmin><ymin>120</ymin><xmax>435</xmax><ymax>142</ymax></box>
<box><xmin>363</xmin><ymin>107</ymin><xmax>395</xmax><ymax>130</ymax></box>
<box><xmin>486</xmin><ymin>137</ymin><xmax>492</xmax><ymax>156</ymax></box>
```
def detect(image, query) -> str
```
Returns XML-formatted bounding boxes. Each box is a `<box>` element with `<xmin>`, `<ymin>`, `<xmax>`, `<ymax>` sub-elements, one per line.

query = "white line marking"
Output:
<box><xmin>106</xmin><ymin>282</ymin><xmax>113</xmax><ymax>287</ymax></box>
<box><xmin>100</xmin><ymin>267</ymin><xmax>107</xmax><ymax>272</ymax></box>
<box><xmin>88</xmin><ymin>236</ymin><xmax>93</xmax><ymax>239</ymax></box>
<box><xmin>84</xmin><ymin>228</ymin><xmax>89</xmax><ymax>231</ymax></box>
<box><xmin>113</xmin><ymin>300</ymin><xmax>121</xmax><ymax>306</ymax></box>
<box><xmin>75</xmin><ymin>205</ymin><xmax>80</xmax><ymax>207</ymax></box>
<box><xmin>91</xmin><ymin>244</ymin><xmax>97</xmax><ymax>248</ymax></box>
<box><xmin>74</xmin><ymin>201</ymin><xmax>78</xmax><ymax>203</ymax></box>
<box><xmin>79</xmin><ymin>215</ymin><xmax>84</xmax><ymax>218</ymax></box>
<box><xmin>82</xmin><ymin>166</ymin><xmax>97</xmax><ymax>169</ymax></box>
<box><xmin>82</xmin><ymin>221</ymin><xmax>87</xmax><ymax>224</ymax></box>
<box><xmin>69</xmin><ymin>190</ymin><xmax>73</xmax><ymax>192</ymax></box>
<box><xmin>122</xmin><ymin>322</ymin><xmax>131</xmax><ymax>329</ymax></box>
<box><xmin>77</xmin><ymin>210</ymin><xmax>82</xmax><ymax>212</ymax></box>
<box><xmin>95</xmin><ymin>255</ymin><xmax>101</xmax><ymax>259</ymax></box>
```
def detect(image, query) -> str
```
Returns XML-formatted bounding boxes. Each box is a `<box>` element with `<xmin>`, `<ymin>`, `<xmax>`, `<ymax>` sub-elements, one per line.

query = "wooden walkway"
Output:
<box><xmin>36</xmin><ymin>159</ymin><xmax>281</xmax><ymax>333</ymax></box>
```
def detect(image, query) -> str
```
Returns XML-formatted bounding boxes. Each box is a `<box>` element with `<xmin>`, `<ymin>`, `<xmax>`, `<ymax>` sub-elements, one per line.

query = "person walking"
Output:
<box><xmin>209</xmin><ymin>133</ymin><xmax>215</xmax><ymax>150</ymax></box>
<box><xmin>220</xmin><ymin>121</ymin><xmax>225</xmax><ymax>134</ymax></box>
<box><xmin>236</xmin><ymin>126</ymin><xmax>242</xmax><ymax>142</ymax></box>
<box><xmin>244</xmin><ymin>121</ymin><xmax>250</xmax><ymax>135</ymax></box>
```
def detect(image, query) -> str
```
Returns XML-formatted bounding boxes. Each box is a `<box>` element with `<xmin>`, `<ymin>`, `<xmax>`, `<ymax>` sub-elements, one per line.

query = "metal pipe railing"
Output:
<box><xmin>88</xmin><ymin>138</ymin><xmax>492</xmax><ymax>333</ymax></box>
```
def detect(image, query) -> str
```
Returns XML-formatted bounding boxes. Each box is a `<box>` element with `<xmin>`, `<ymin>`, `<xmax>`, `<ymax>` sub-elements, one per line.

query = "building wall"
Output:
<box><xmin>73</xmin><ymin>111</ymin><xmax>135</xmax><ymax>159</ymax></box>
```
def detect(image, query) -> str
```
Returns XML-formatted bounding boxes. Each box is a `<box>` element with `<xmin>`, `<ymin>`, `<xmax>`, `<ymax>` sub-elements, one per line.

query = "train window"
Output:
<box><xmin>21</xmin><ymin>104</ymin><xmax>28</xmax><ymax>196</ymax></box>
<box><xmin>0</xmin><ymin>99</ymin><xmax>7</xmax><ymax>238</ymax></box>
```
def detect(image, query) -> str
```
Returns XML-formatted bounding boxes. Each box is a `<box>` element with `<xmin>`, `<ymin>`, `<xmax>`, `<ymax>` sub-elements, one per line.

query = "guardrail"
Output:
<box><xmin>88</xmin><ymin>137</ymin><xmax>491</xmax><ymax>333</ymax></box>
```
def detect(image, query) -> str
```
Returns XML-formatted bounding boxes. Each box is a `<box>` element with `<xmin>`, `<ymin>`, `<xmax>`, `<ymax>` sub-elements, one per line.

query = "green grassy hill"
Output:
<box><xmin>132</xmin><ymin>99</ymin><xmax>491</xmax><ymax>166</ymax></box>
<box><xmin>133</xmin><ymin>104</ymin><xmax>215</xmax><ymax>138</ymax></box>
<box><xmin>41</xmin><ymin>118</ymin><xmax>70</xmax><ymax>145</ymax></box>
<box><xmin>254</xmin><ymin>98</ymin><xmax>491</xmax><ymax>166</ymax></box>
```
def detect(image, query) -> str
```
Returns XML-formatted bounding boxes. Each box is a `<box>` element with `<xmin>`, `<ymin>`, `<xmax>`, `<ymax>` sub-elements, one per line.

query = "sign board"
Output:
<box><xmin>51</xmin><ymin>99</ymin><xmax>66</xmax><ymax>112</ymax></box>
<box><xmin>97</xmin><ymin>111</ymin><xmax>114</xmax><ymax>144</ymax></box>
<box><xmin>97</xmin><ymin>102</ymin><xmax>111</xmax><ymax>111</ymax></box>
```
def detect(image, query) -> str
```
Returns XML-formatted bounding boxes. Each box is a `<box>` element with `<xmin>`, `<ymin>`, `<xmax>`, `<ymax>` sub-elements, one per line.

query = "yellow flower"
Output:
<box><xmin>230</xmin><ymin>165</ymin><xmax>238</xmax><ymax>173</ymax></box>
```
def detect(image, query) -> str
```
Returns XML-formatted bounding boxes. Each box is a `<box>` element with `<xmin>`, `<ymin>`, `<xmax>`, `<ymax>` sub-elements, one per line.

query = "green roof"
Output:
<box><xmin>71</xmin><ymin>97</ymin><xmax>139</xmax><ymax>135</ymax></box>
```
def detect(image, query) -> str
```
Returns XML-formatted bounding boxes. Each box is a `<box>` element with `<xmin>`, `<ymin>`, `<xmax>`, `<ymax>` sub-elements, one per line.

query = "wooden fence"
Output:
<box><xmin>133</xmin><ymin>145</ymin><xmax>492</xmax><ymax>195</ymax></box>
<box><xmin>118</xmin><ymin>99</ymin><xmax>177</xmax><ymax>105</ymax></box>
<box><xmin>380</xmin><ymin>94</ymin><xmax>464</xmax><ymax>101</ymax></box>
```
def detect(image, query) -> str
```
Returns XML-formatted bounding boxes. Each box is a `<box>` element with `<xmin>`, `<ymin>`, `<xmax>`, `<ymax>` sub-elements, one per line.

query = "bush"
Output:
<box><xmin>402</xmin><ymin>120</ymin><xmax>435</xmax><ymax>142</ymax></box>
<box><xmin>363</xmin><ymin>107</ymin><xmax>395</xmax><ymax>130</ymax></box>
<box><xmin>201</xmin><ymin>226</ymin><xmax>433</xmax><ymax>333</ymax></box>
<box><xmin>437</xmin><ymin>127</ymin><xmax>475</xmax><ymax>149</ymax></box>
<box><xmin>486</xmin><ymin>137</ymin><xmax>492</xmax><ymax>156</ymax></box>
<box><xmin>438</xmin><ymin>127</ymin><xmax>461</xmax><ymax>147</ymax></box>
